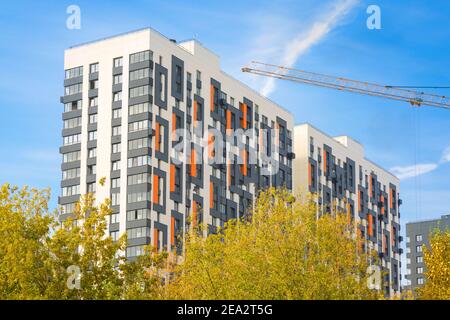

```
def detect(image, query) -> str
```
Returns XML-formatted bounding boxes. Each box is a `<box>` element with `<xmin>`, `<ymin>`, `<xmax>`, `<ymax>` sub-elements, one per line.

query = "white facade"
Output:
<box><xmin>60</xmin><ymin>28</ymin><xmax>294</xmax><ymax>257</ymax></box>
<box><xmin>293</xmin><ymin>123</ymin><xmax>402</xmax><ymax>297</ymax></box>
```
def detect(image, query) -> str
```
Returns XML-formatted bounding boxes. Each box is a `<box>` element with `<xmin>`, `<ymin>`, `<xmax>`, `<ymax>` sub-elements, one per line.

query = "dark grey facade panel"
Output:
<box><xmin>171</xmin><ymin>55</ymin><xmax>184</xmax><ymax>101</ymax></box>
<box><xmin>154</xmin><ymin>63</ymin><xmax>168</xmax><ymax>109</ymax></box>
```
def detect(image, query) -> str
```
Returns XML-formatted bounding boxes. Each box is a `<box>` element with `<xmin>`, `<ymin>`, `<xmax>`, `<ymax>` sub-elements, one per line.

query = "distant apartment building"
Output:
<box><xmin>405</xmin><ymin>214</ymin><xmax>450</xmax><ymax>292</ymax></box>
<box><xmin>59</xmin><ymin>28</ymin><xmax>294</xmax><ymax>258</ymax></box>
<box><xmin>293</xmin><ymin>124</ymin><xmax>402</xmax><ymax>296</ymax></box>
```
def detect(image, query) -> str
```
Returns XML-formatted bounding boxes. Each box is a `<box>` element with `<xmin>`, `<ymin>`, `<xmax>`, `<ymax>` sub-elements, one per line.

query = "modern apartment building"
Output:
<box><xmin>59</xmin><ymin>28</ymin><xmax>294</xmax><ymax>258</ymax></box>
<box><xmin>405</xmin><ymin>214</ymin><xmax>450</xmax><ymax>292</ymax></box>
<box><xmin>293</xmin><ymin>124</ymin><xmax>402</xmax><ymax>296</ymax></box>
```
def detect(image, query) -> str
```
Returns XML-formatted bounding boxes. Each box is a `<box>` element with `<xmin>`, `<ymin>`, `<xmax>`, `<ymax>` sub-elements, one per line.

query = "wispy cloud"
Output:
<box><xmin>390</xmin><ymin>146</ymin><xmax>450</xmax><ymax>180</ymax></box>
<box><xmin>440</xmin><ymin>147</ymin><xmax>450</xmax><ymax>163</ymax></box>
<box><xmin>390</xmin><ymin>163</ymin><xmax>438</xmax><ymax>180</ymax></box>
<box><xmin>259</xmin><ymin>0</ymin><xmax>359</xmax><ymax>96</ymax></box>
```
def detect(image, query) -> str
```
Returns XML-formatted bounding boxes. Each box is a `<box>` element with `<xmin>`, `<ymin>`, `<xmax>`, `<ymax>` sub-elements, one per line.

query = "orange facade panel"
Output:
<box><xmin>323</xmin><ymin>150</ymin><xmax>327</xmax><ymax>173</ymax></box>
<box><xmin>153</xmin><ymin>174</ymin><xmax>159</xmax><ymax>204</ymax></box>
<box><xmin>172</xmin><ymin>112</ymin><xmax>176</xmax><ymax>139</ymax></box>
<box><xmin>368</xmin><ymin>214</ymin><xmax>373</xmax><ymax>237</ymax></box>
<box><xmin>210</xmin><ymin>181</ymin><xmax>214</xmax><ymax>209</ymax></box>
<box><xmin>155</xmin><ymin>122</ymin><xmax>161</xmax><ymax>151</ymax></box>
<box><xmin>390</xmin><ymin>188</ymin><xmax>394</xmax><ymax>208</ymax></box>
<box><xmin>240</xmin><ymin>103</ymin><xmax>247</xmax><ymax>129</ymax></box>
<box><xmin>170</xmin><ymin>216</ymin><xmax>175</xmax><ymax>246</ymax></box>
<box><xmin>170</xmin><ymin>164</ymin><xmax>175</xmax><ymax>193</ymax></box>
<box><xmin>193</xmin><ymin>100</ymin><xmax>198</xmax><ymax>127</ymax></box>
<box><xmin>226</xmin><ymin>110</ymin><xmax>231</xmax><ymax>131</ymax></box>
<box><xmin>153</xmin><ymin>228</ymin><xmax>159</xmax><ymax>251</ymax></box>
<box><xmin>208</xmin><ymin>132</ymin><xmax>214</xmax><ymax>159</ymax></box>
<box><xmin>308</xmin><ymin>162</ymin><xmax>312</xmax><ymax>187</ymax></box>
<box><xmin>240</xmin><ymin>149</ymin><xmax>247</xmax><ymax>176</ymax></box>
<box><xmin>190</xmin><ymin>148</ymin><xmax>197</xmax><ymax>177</ymax></box>
<box><xmin>210</xmin><ymin>85</ymin><xmax>215</xmax><ymax>112</ymax></box>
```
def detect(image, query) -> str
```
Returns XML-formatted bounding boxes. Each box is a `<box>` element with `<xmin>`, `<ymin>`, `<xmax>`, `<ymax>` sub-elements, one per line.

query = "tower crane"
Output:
<box><xmin>242</xmin><ymin>61</ymin><xmax>450</xmax><ymax>110</ymax></box>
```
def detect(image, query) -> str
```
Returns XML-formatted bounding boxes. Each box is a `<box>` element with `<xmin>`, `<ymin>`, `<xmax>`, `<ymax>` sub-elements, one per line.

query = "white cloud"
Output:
<box><xmin>390</xmin><ymin>163</ymin><xmax>438</xmax><ymax>180</ymax></box>
<box><xmin>260</xmin><ymin>0</ymin><xmax>359</xmax><ymax>97</ymax></box>
<box><xmin>440</xmin><ymin>146</ymin><xmax>450</xmax><ymax>163</ymax></box>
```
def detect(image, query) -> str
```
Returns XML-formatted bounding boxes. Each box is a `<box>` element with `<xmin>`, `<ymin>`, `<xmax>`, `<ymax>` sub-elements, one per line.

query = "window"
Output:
<box><xmin>61</xmin><ymin>203</ymin><xmax>77</xmax><ymax>215</ymax></box>
<box><xmin>63</xmin><ymin>133</ymin><xmax>81</xmax><ymax>146</ymax></box>
<box><xmin>63</xmin><ymin>151</ymin><xmax>81</xmax><ymax>163</ymax></box>
<box><xmin>63</xmin><ymin>117</ymin><xmax>82</xmax><ymax>129</ymax></box>
<box><xmin>127</xmin><ymin>192</ymin><xmax>151</xmax><ymax>203</ymax></box>
<box><xmin>127</xmin><ymin>227</ymin><xmax>150</xmax><ymax>239</ymax></box>
<box><xmin>110</xmin><ymin>231</ymin><xmax>119</xmax><ymax>241</ymax></box>
<box><xmin>113</xmin><ymin>74</ymin><xmax>123</xmax><ymax>85</ymax></box>
<box><xmin>196</xmin><ymin>70</ymin><xmax>201</xmax><ymax>80</ymax></box>
<box><xmin>129</xmin><ymin>85</ymin><xmax>149</xmax><ymax>98</ymax></box>
<box><xmin>187</xmin><ymin>72</ymin><xmax>192</xmax><ymax>82</ymax></box>
<box><xmin>90</xmin><ymin>63</ymin><xmax>99</xmax><ymax>73</ymax></box>
<box><xmin>113</xmin><ymin>91</ymin><xmax>122</xmax><ymax>102</ymax></box>
<box><xmin>89</xmin><ymin>113</ymin><xmax>98</xmax><ymax>124</ymax></box>
<box><xmin>128</xmin><ymin>137</ymin><xmax>151</xmax><ymax>150</ymax></box>
<box><xmin>64</xmin><ymin>100</ymin><xmax>82</xmax><ymax>112</ymax></box>
<box><xmin>110</xmin><ymin>213</ymin><xmax>119</xmax><ymax>224</ymax></box>
<box><xmin>418</xmin><ymin>278</ymin><xmax>424</xmax><ymax>285</ymax></box>
<box><xmin>62</xmin><ymin>185</ymin><xmax>80</xmax><ymax>197</ymax></box>
<box><xmin>62</xmin><ymin>168</ymin><xmax>80</xmax><ymax>180</ymax></box>
<box><xmin>416</xmin><ymin>234</ymin><xmax>423</xmax><ymax>242</ymax></box>
<box><xmin>128</xmin><ymin>120</ymin><xmax>149</xmax><ymax>133</ymax></box>
<box><xmin>112</xmin><ymin>125</ymin><xmax>121</xmax><ymax>136</ymax></box>
<box><xmin>416</xmin><ymin>245</ymin><xmax>423</xmax><ymax>253</ymax></box>
<box><xmin>87</xmin><ymin>164</ymin><xmax>96</xmax><ymax>175</ymax></box>
<box><xmin>416</xmin><ymin>256</ymin><xmax>423</xmax><ymax>263</ymax></box>
<box><xmin>127</xmin><ymin>155</ymin><xmax>151</xmax><ymax>168</ymax></box>
<box><xmin>64</xmin><ymin>83</ymin><xmax>82</xmax><ymax>95</ymax></box>
<box><xmin>126</xmin><ymin>245</ymin><xmax>145</xmax><ymax>257</ymax></box>
<box><xmin>87</xmin><ymin>182</ymin><xmax>96</xmax><ymax>193</ymax></box>
<box><xmin>127</xmin><ymin>173</ymin><xmax>151</xmax><ymax>185</ymax></box>
<box><xmin>89</xmin><ymin>97</ymin><xmax>98</xmax><ymax>107</ymax></box>
<box><xmin>65</xmin><ymin>66</ymin><xmax>83</xmax><ymax>79</ymax></box>
<box><xmin>88</xmin><ymin>147</ymin><xmax>97</xmax><ymax>158</ymax></box>
<box><xmin>112</xmin><ymin>142</ymin><xmax>121</xmax><ymax>154</ymax></box>
<box><xmin>416</xmin><ymin>267</ymin><xmax>423</xmax><ymax>274</ymax></box>
<box><xmin>88</xmin><ymin>130</ymin><xmax>97</xmax><ymax>141</ymax></box>
<box><xmin>113</xmin><ymin>57</ymin><xmax>123</xmax><ymax>68</ymax></box>
<box><xmin>112</xmin><ymin>108</ymin><xmax>122</xmax><ymax>119</ymax></box>
<box><xmin>129</xmin><ymin>68</ymin><xmax>150</xmax><ymax>81</ymax></box>
<box><xmin>111</xmin><ymin>192</ymin><xmax>120</xmax><ymax>206</ymax></box>
<box><xmin>112</xmin><ymin>160</ymin><xmax>120</xmax><ymax>171</ymax></box>
<box><xmin>129</xmin><ymin>102</ymin><xmax>150</xmax><ymax>115</ymax></box>
<box><xmin>130</xmin><ymin>50</ymin><xmax>152</xmax><ymax>64</ymax></box>
<box><xmin>89</xmin><ymin>79</ymin><xmax>98</xmax><ymax>90</ymax></box>
<box><xmin>127</xmin><ymin>209</ymin><xmax>151</xmax><ymax>221</ymax></box>
<box><xmin>175</xmin><ymin>65</ymin><xmax>182</xmax><ymax>93</ymax></box>
<box><xmin>111</xmin><ymin>177</ymin><xmax>120</xmax><ymax>189</ymax></box>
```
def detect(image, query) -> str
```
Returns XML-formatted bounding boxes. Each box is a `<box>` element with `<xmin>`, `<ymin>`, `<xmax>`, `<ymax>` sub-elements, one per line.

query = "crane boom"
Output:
<box><xmin>242</xmin><ymin>61</ymin><xmax>450</xmax><ymax>110</ymax></box>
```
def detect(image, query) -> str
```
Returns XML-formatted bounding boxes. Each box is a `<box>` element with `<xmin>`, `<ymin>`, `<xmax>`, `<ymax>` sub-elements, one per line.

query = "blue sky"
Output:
<box><xmin>0</xmin><ymin>0</ymin><xmax>449</xmax><ymax>230</ymax></box>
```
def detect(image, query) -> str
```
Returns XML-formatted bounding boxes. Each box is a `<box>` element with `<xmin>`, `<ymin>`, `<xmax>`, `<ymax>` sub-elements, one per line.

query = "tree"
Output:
<box><xmin>0</xmin><ymin>183</ymin><xmax>166</xmax><ymax>300</ymax></box>
<box><xmin>0</xmin><ymin>184</ymin><xmax>53</xmax><ymax>299</ymax></box>
<box><xmin>46</xmin><ymin>193</ymin><xmax>166</xmax><ymax>300</ymax></box>
<box><xmin>164</xmin><ymin>188</ymin><xmax>382</xmax><ymax>300</ymax></box>
<box><xmin>417</xmin><ymin>229</ymin><xmax>450</xmax><ymax>300</ymax></box>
